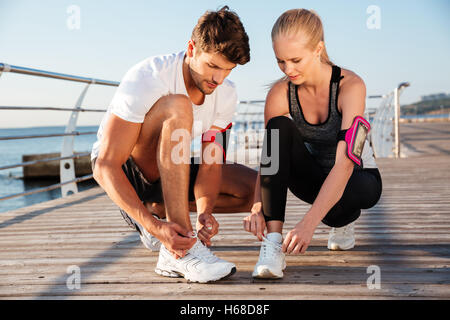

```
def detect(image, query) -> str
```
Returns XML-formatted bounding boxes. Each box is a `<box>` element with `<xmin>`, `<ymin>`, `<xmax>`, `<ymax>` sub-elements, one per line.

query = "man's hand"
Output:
<box><xmin>243</xmin><ymin>202</ymin><xmax>266</xmax><ymax>241</ymax></box>
<box><xmin>196</xmin><ymin>213</ymin><xmax>219</xmax><ymax>247</ymax></box>
<box><xmin>155</xmin><ymin>221</ymin><xmax>196</xmax><ymax>259</ymax></box>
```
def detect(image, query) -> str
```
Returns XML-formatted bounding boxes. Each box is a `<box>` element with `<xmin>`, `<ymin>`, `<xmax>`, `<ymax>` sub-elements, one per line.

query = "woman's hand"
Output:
<box><xmin>243</xmin><ymin>202</ymin><xmax>266</xmax><ymax>241</ymax></box>
<box><xmin>282</xmin><ymin>216</ymin><xmax>318</xmax><ymax>254</ymax></box>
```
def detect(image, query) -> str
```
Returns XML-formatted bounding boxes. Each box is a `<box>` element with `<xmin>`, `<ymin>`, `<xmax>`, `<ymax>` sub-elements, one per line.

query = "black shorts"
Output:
<box><xmin>92</xmin><ymin>156</ymin><xmax>200</xmax><ymax>203</ymax></box>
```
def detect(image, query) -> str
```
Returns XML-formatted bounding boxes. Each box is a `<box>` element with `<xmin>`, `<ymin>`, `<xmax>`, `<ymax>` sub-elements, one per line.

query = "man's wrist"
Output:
<box><xmin>195</xmin><ymin>196</ymin><xmax>215</xmax><ymax>216</ymax></box>
<box><xmin>197</xmin><ymin>210</ymin><xmax>213</xmax><ymax>216</ymax></box>
<box><xmin>142</xmin><ymin>209</ymin><xmax>164</xmax><ymax>235</ymax></box>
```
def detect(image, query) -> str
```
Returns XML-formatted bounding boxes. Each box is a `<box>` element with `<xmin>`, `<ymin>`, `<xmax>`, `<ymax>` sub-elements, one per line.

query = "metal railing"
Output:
<box><xmin>370</xmin><ymin>82</ymin><xmax>410</xmax><ymax>158</ymax></box>
<box><xmin>0</xmin><ymin>63</ymin><xmax>118</xmax><ymax>86</ymax></box>
<box><xmin>230</xmin><ymin>102</ymin><xmax>265</xmax><ymax>151</ymax></box>
<box><xmin>0</xmin><ymin>62</ymin><xmax>119</xmax><ymax>201</ymax></box>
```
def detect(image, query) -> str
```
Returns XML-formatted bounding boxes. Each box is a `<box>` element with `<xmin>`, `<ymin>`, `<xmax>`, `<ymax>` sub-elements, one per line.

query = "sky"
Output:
<box><xmin>0</xmin><ymin>0</ymin><xmax>449</xmax><ymax>128</ymax></box>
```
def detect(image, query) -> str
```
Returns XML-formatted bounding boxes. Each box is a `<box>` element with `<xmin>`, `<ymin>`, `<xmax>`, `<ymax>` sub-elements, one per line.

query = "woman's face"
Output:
<box><xmin>272</xmin><ymin>34</ymin><xmax>319</xmax><ymax>85</ymax></box>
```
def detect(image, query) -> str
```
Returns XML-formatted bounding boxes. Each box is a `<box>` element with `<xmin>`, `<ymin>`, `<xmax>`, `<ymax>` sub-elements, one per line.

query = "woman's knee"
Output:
<box><xmin>265</xmin><ymin>116</ymin><xmax>299</xmax><ymax>146</ymax></box>
<box><xmin>322</xmin><ymin>205</ymin><xmax>361</xmax><ymax>228</ymax></box>
<box><xmin>346</xmin><ymin>170</ymin><xmax>382</xmax><ymax>209</ymax></box>
<box><xmin>266</xmin><ymin>115</ymin><xmax>294</xmax><ymax>130</ymax></box>
<box><xmin>322</xmin><ymin>199</ymin><xmax>361</xmax><ymax>228</ymax></box>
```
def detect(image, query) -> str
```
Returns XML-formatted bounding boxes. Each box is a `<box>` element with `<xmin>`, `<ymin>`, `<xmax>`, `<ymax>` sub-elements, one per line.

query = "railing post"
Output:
<box><xmin>393</xmin><ymin>82</ymin><xmax>410</xmax><ymax>159</ymax></box>
<box><xmin>60</xmin><ymin>82</ymin><xmax>92</xmax><ymax>197</ymax></box>
<box><xmin>394</xmin><ymin>87</ymin><xmax>400</xmax><ymax>158</ymax></box>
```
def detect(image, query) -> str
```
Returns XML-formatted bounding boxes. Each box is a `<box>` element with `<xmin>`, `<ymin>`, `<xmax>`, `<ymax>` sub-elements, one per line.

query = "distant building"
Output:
<box><xmin>420</xmin><ymin>93</ymin><xmax>450</xmax><ymax>101</ymax></box>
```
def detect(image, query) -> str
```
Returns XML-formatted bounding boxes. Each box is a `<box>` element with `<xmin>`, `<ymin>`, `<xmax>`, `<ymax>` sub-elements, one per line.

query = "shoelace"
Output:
<box><xmin>259</xmin><ymin>236</ymin><xmax>282</xmax><ymax>262</ymax></box>
<box><xmin>189</xmin><ymin>240</ymin><xmax>219</xmax><ymax>263</ymax></box>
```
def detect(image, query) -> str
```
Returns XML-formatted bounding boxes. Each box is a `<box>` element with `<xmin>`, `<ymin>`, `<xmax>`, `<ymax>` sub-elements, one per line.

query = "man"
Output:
<box><xmin>92</xmin><ymin>6</ymin><xmax>257</xmax><ymax>283</ymax></box>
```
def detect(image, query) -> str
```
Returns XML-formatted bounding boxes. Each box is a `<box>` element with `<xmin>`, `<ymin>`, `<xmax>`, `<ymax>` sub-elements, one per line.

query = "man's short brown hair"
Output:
<box><xmin>191</xmin><ymin>6</ymin><xmax>250</xmax><ymax>65</ymax></box>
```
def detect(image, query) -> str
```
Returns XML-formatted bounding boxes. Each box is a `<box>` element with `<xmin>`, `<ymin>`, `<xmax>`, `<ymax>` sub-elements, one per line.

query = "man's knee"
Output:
<box><xmin>133</xmin><ymin>94</ymin><xmax>193</xmax><ymax>175</ymax></box>
<box><xmin>161</xmin><ymin>94</ymin><xmax>193</xmax><ymax>123</ymax></box>
<box><xmin>143</xmin><ymin>94</ymin><xmax>193</xmax><ymax>131</ymax></box>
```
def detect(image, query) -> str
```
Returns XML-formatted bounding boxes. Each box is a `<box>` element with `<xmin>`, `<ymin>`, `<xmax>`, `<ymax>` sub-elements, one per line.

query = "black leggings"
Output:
<box><xmin>260</xmin><ymin>116</ymin><xmax>382</xmax><ymax>228</ymax></box>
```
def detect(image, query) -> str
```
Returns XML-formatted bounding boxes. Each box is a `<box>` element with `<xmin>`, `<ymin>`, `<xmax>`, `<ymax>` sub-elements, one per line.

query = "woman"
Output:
<box><xmin>243</xmin><ymin>9</ymin><xmax>382</xmax><ymax>279</ymax></box>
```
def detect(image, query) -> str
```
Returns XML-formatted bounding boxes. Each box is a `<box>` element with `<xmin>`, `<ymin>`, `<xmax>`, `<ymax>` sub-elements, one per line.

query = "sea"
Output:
<box><xmin>0</xmin><ymin>126</ymin><xmax>99</xmax><ymax>213</ymax></box>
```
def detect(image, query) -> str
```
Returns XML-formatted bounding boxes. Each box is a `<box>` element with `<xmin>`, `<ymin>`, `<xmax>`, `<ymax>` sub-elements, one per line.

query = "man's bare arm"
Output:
<box><xmin>194</xmin><ymin>125</ymin><xmax>227</xmax><ymax>245</ymax></box>
<box><xmin>93</xmin><ymin>114</ymin><xmax>151</xmax><ymax>227</ymax></box>
<box><xmin>93</xmin><ymin>114</ymin><xmax>195</xmax><ymax>256</ymax></box>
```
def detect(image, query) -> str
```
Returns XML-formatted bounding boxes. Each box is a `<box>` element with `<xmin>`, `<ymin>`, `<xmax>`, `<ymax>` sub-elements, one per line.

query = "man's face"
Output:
<box><xmin>188</xmin><ymin>44</ymin><xmax>237</xmax><ymax>95</ymax></box>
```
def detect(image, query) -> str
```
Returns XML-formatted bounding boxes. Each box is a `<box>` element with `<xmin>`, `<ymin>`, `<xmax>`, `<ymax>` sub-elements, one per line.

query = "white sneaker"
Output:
<box><xmin>252</xmin><ymin>232</ymin><xmax>286</xmax><ymax>279</ymax></box>
<box><xmin>155</xmin><ymin>238</ymin><xmax>236</xmax><ymax>283</ymax></box>
<box><xmin>136</xmin><ymin>216</ymin><xmax>162</xmax><ymax>251</ymax></box>
<box><xmin>120</xmin><ymin>206</ymin><xmax>165</xmax><ymax>251</ymax></box>
<box><xmin>327</xmin><ymin>222</ymin><xmax>356</xmax><ymax>251</ymax></box>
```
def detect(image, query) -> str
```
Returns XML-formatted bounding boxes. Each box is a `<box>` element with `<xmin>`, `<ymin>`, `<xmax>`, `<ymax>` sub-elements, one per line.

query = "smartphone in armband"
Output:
<box><xmin>337</xmin><ymin>116</ymin><xmax>371</xmax><ymax>166</ymax></box>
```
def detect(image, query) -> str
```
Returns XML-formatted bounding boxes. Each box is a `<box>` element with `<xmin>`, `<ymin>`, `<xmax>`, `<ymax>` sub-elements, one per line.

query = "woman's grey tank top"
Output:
<box><xmin>288</xmin><ymin>65</ymin><xmax>377</xmax><ymax>174</ymax></box>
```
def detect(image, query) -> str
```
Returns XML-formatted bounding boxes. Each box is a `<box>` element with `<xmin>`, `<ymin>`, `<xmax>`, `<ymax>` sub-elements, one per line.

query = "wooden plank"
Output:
<box><xmin>0</xmin><ymin>283</ymin><xmax>448</xmax><ymax>300</ymax></box>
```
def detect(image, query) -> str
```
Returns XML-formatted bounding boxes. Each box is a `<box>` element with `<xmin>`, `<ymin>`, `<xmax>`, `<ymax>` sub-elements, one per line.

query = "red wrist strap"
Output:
<box><xmin>201</xmin><ymin>123</ymin><xmax>232</xmax><ymax>161</ymax></box>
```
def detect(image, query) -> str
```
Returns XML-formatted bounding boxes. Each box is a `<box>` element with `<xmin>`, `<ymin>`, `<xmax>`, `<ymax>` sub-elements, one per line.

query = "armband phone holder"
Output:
<box><xmin>337</xmin><ymin>116</ymin><xmax>370</xmax><ymax>166</ymax></box>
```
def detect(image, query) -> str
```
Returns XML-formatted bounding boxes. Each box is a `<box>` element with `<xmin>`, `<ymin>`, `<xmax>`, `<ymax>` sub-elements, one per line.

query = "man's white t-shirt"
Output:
<box><xmin>91</xmin><ymin>51</ymin><xmax>238</xmax><ymax>160</ymax></box>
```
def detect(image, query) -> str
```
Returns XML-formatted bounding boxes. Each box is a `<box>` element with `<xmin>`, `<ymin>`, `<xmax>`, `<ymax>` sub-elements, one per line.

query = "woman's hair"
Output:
<box><xmin>191</xmin><ymin>6</ymin><xmax>250</xmax><ymax>65</ymax></box>
<box><xmin>271</xmin><ymin>9</ymin><xmax>333</xmax><ymax>66</ymax></box>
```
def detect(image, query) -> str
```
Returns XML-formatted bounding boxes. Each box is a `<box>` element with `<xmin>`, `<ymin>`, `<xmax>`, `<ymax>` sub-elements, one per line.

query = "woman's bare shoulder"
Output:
<box><xmin>338</xmin><ymin>68</ymin><xmax>367</xmax><ymax>116</ymax></box>
<box><xmin>268</xmin><ymin>78</ymin><xmax>289</xmax><ymax>94</ymax></box>
<box><xmin>264</xmin><ymin>79</ymin><xmax>291</xmax><ymax>123</ymax></box>
<box><xmin>339</xmin><ymin>68</ymin><xmax>366</xmax><ymax>98</ymax></box>
<box><xmin>340</xmin><ymin>68</ymin><xmax>365</xmax><ymax>89</ymax></box>
<box><xmin>266</xmin><ymin>79</ymin><xmax>291</xmax><ymax>105</ymax></box>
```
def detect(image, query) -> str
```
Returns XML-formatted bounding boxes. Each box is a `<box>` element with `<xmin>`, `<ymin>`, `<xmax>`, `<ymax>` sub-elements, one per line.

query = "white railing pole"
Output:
<box><xmin>394</xmin><ymin>87</ymin><xmax>400</xmax><ymax>158</ymax></box>
<box><xmin>60</xmin><ymin>82</ymin><xmax>92</xmax><ymax>197</ymax></box>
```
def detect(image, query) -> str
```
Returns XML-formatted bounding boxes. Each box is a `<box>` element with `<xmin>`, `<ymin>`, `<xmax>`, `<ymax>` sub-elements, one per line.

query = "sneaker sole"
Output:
<box><xmin>252</xmin><ymin>269</ymin><xmax>283</xmax><ymax>279</ymax></box>
<box><xmin>327</xmin><ymin>240</ymin><xmax>355</xmax><ymax>251</ymax></box>
<box><xmin>154</xmin><ymin>267</ymin><xmax>184</xmax><ymax>278</ymax></box>
<box><xmin>155</xmin><ymin>266</ymin><xmax>236</xmax><ymax>284</ymax></box>
<box><xmin>252</xmin><ymin>261</ymin><xmax>286</xmax><ymax>279</ymax></box>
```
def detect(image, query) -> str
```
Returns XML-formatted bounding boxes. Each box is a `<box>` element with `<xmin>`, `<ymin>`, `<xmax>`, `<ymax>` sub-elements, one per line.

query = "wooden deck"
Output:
<box><xmin>0</xmin><ymin>122</ymin><xmax>449</xmax><ymax>300</ymax></box>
